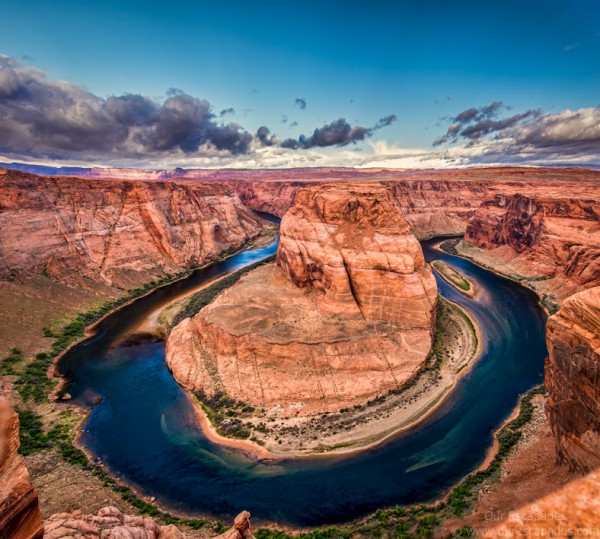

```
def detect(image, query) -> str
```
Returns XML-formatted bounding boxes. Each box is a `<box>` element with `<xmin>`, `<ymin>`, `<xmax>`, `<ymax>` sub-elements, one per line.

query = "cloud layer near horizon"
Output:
<box><xmin>0</xmin><ymin>55</ymin><xmax>598</xmax><ymax>169</ymax></box>
<box><xmin>434</xmin><ymin>101</ymin><xmax>600</xmax><ymax>164</ymax></box>
<box><xmin>0</xmin><ymin>55</ymin><xmax>395</xmax><ymax>163</ymax></box>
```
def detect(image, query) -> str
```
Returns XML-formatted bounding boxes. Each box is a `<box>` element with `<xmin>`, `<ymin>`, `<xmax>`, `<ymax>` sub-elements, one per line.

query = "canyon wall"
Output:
<box><xmin>545</xmin><ymin>286</ymin><xmax>600</xmax><ymax>473</ymax></box>
<box><xmin>463</xmin><ymin>194</ymin><xmax>600</xmax><ymax>302</ymax></box>
<box><xmin>0</xmin><ymin>169</ymin><xmax>268</xmax><ymax>290</ymax></box>
<box><xmin>0</xmin><ymin>395</ymin><xmax>44</xmax><ymax>539</ymax></box>
<box><xmin>167</xmin><ymin>184</ymin><xmax>437</xmax><ymax>417</ymax></box>
<box><xmin>230</xmin><ymin>168</ymin><xmax>600</xmax><ymax>239</ymax></box>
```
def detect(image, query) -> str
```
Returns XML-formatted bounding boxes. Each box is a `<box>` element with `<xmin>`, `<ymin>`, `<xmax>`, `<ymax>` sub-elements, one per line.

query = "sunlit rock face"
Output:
<box><xmin>545</xmin><ymin>286</ymin><xmax>600</xmax><ymax>473</ymax></box>
<box><xmin>0</xmin><ymin>395</ymin><xmax>44</xmax><ymax>539</ymax></box>
<box><xmin>167</xmin><ymin>184</ymin><xmax>437</xmax><ymax>417</ymax></box>
<box><xmin>276</xmin><ymin>184</ymin><xmax>438</xmax><ymax>326</ymax></box>
<box><xmin>465</xmin><ymin>194</ymin><xmax>600</xmax><ymax>290</ymax></box>
<box><xmin>0</xmin><ymin>168</ymin><xmax>267</xmax><ymax>290</ymax></box>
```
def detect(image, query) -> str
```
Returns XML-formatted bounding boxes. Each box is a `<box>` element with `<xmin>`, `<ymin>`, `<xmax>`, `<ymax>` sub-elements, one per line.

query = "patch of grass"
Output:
<box><xmin>0</xmin><ymin>347</ymin><xmax>24</xmax><ymax>375</ymax></box>
<box><xmin>195</xmin><ymin>390</ymin><xmax>254</xmax><ymax>439</ymax></box>
<box><xmin>15</xmin><ymin>352</ymin><xmax>53</xmax><ymax>402</ymax></box>
<box><xmin>17</xmin><ymin>408</ymin><xmax>51</xmax><ymax>455</ymax></box>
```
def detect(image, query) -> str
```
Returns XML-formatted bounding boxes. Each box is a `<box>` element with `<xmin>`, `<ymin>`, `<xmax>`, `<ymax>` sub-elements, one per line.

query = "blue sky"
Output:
<box><xmin>0</xmin><ymin>0</ymin><xmax>599</xmax><ymax>167</ymax></box>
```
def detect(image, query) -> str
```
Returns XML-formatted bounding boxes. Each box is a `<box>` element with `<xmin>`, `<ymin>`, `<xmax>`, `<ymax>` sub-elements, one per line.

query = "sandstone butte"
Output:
<box><xmin>464</xmin><ymin>193</ymin><xmax>600</xmax><ymax>301</ymax></box>
<box><xmin>545</xmin><ymin>285</ymin><xmax>600</xmax><ymax>473</ymax></box>
<box><xmin>0</xmin><ymin>168</ymin><xmax>268</xmax><ymax>291</ymax></box>
<box><xmin>0</xmin><ymin>393</ymin><xmax>44</xmax><ymax>539</ymax></box>
<box><xmin>167</xmin><ymin>184</ymin><xmax>438</xmax><ymax>418</ymax></box>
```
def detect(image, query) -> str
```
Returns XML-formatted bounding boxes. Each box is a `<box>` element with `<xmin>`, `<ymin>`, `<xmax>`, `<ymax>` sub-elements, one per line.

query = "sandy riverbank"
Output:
<box><xmin>178</xmin><ymin>296</ymin><xmax>483</xmax><ymax>460</ymax></box>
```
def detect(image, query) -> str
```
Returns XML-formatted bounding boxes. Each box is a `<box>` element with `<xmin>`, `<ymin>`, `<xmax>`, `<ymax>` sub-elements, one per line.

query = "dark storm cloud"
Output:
<box><xmin>294</xmin><ymin>97</ymin><xmax>307</xmax><ymax>110</ymax></box>
<box><xmin>256</xmin><ymin>126</ymin><xmax>276</xmax><ymax>146</ymax></box>
<box><xmin>280</xmin><ymin>115</ymin><xmax>396</xmax><ymax>150</ymax></box>
<box><xmin>219</xmin><ymin>107</ymin><xmax>235</xmax><ymax>116</ymax></box>
<box><xmin>0</xmin><ymin>55</ymin><xmax>255</xmax><ymax>160</ymax></box>
<box><xmin>433</xmin><ymin>101</ymin><xmax>540</xmax><ymax>146</ymax></box>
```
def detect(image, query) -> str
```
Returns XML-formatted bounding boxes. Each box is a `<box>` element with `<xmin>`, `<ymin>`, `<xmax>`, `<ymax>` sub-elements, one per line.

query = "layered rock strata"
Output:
<box><xmin>545</xmin><ymin>286</ymin><xmax>600</xmax><ymax>473</ymax></box>
<box><xmin>0</xmin><ymin>395</ymin><xmax>44</xmax><ymax>539</ymax></box>
<box><xmin>167</xmin><ymin>185</ymin><xmax>437</xmax><ymax>417</ymax></box>
<box><xmin>0</xmin><ymin>169</ymin><xmax>267</xmax><ymax>290</ymax></box>
<box><xmin>464</xmin><ymin>193</ymin><xmax>600</xmax><ymax>302</ymax></box>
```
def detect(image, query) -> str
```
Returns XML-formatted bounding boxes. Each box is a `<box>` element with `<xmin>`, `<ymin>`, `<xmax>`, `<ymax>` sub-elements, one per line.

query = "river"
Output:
<box><xmin>57</xmin><ymin>234</ymin><xmax>547</xmax><ymax>527</ymax></box>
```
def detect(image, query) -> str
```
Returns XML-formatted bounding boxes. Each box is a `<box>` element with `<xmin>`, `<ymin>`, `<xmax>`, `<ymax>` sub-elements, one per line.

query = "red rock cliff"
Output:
<box><xmin>465</xmin><ymin>193</ymin><xmax>600</xmax><ymax>294</ymax></box>
<box><xmin>230</xmin><ymin>167</ymin><xmax>600</xmax><ymax>239</ymax></box>
<box><xmin>0</xmin><ymin>169</ymin><xmax>267</xmax><ymax>289</ymax></box>
<box><xmin>277</xmin><ymin>184</ymin><xmax>437</xmax><ymax>326</ymax></box>
<box><xmin>545</xmin><ymin>286</ymin><xmax>600</xmax><ymax>473</ymax></box>
<box><xmin>0</xmin><ymin>395</ymin><xmax>44</xmax><ymax>539</ymax></box>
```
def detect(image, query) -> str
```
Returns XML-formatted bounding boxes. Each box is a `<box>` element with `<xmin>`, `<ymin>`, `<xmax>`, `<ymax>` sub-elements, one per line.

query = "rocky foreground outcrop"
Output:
<box><xmin>464</xmin><ymin>193</ymin><xmax>600</xmax><ymax>302</ymax></box>
<box><xmin>483</xmin><ymin>468</ymin><xmax>600</xmax><ymax>538</ymax></box>
<box><xmin>44</xmin><ymin>507</ymin><xmax>256</xmax><ymax>539</ymax></box>
<box><xmin>0</xmin><ymin>395</ymin><xmax>43</xmax><ymax>539</ymax></box>
<box><xmin>167</xmin><ymin>184</ymin><xmax>437</xmax><ymax>417</ymax></box>
<box><xmin>0</xmin><ymin>169</ymin><xmax>268</xmax><ymax>290</ymax></box>
<box><xmin>545</xmin><ymin>286</ymin><xmax>600</xmax><ymax>473</ymax></box>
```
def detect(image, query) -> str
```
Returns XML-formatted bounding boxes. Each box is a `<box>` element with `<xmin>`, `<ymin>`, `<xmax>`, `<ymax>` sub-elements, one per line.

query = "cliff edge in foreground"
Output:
<box><xmin>0</xmin><ymin>394</ymin><xmax>44</xmax><ymax>539</ymax></box>
<box><xmin>545</xmin><ymin>286</ymin><xmax>600</xmax><ymax>473</ymax></box>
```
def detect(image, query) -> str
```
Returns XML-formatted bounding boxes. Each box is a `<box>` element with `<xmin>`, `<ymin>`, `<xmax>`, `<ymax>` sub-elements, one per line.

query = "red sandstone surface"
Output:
<box><xmin>0</xmin><ymin>168</ymin><xmax>268</xmax><ymax>290</ymax></box>
<box><xmin>545</xmin><ymin>286</ymin><xmax>600</xmax><ymax>473</ymax></box>
<box><xmin>167</xmin><ymin>184</ymin><xmax>437</xmax><ymax>417</ymax></box>
<box><xmin>465</xmin><ymin>194</ymin><xmax>600</xmax><ymax>299</ymax></box>
<box><xmin>0</xmin><ymin>394</ymin><xmax>44</xmax><ymax>539</ymax></box>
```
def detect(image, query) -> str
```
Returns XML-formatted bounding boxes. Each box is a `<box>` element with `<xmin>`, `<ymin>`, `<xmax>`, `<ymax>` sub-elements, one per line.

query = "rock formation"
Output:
<box><xmin>43</xmin><ymin>507</ymin><xmax>256</xmax><ymax>539</ymax></box>
<box><xmin>276</xmin><ymin>184</ymin><xmax>437</xmax><ymax>325</ymax></box>
<box><xmin>464</xmin><ymin>193</ymin><xmax>600</xmax><ymax>302</ymax></box>
<box><xmin>4</xmin><ymin>163</ymin><xmax>600</xmax><ymax>239</ymax></box>
<box><xmin>44</xmin><ymin>506</ymin><xmax>186</xmax><ymax>539</ymax></box>
<box><xmin>545</xmin><ymin>286</ymin><xmax>600</xmax><ymax>473</ymax></box>
<box><xmin>167</xmin><ymin>184</ymin><xmax>437</xmax><ymax>417</ymax></box>
<box><xmin>0</xmin><ymin>168</ymin><xmax>268</xmax><ymax>290</ymax></box>
<box><xmin>0</xmin><ymin>395</ymin><xmax>44</xmax><ymax>539</ymax></box>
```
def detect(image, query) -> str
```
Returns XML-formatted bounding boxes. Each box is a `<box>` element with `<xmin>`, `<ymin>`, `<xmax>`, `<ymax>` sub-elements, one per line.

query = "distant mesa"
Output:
<box><xmin>167</xmin><ymin>183</ymin><xmax>438</xmax><ymax>418</ymax></box>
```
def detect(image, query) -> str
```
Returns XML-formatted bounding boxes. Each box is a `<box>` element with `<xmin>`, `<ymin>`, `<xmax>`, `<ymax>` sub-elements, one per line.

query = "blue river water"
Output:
<box><xmin>58</xmin><ymin>235</ymin><xmax>547</xmax><ymax>527</ymax></box>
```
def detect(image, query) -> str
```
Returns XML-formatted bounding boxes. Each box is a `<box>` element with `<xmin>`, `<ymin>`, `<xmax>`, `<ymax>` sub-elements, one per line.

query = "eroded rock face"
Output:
<box><xmin>167</xmin><ymin>185</ymin><xmax>437</xmax><ymax>417</ymax></box>
<box><xmin>465</xmin><ymin>194</ymin><xmax>600</xmax><ymax>293</ymax></box>
<box><xmin>545</xmin><ymin>286</ymin><xmax>600</xmax><ymax>473</ymax></box>
<box><xmin>0</xmin><ymin>395</ymin><xmax>44</xmax><ymax>539</ymax></box>
<box><xmin>0</xmin><ymin>169</ymin><xmax>267</xmax><ymax>290</ymax></box>
<box><xmin>276</xmin><ymin>184</ymin><xmax>437</xmax><ymax>326</ymax></box>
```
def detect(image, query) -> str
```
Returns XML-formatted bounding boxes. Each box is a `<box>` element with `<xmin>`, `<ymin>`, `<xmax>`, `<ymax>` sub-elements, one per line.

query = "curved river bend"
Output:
<box><xmin>58</xmin><ymin>236</ymin><xmax>547</xmax><ymax>527</ymax></box>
